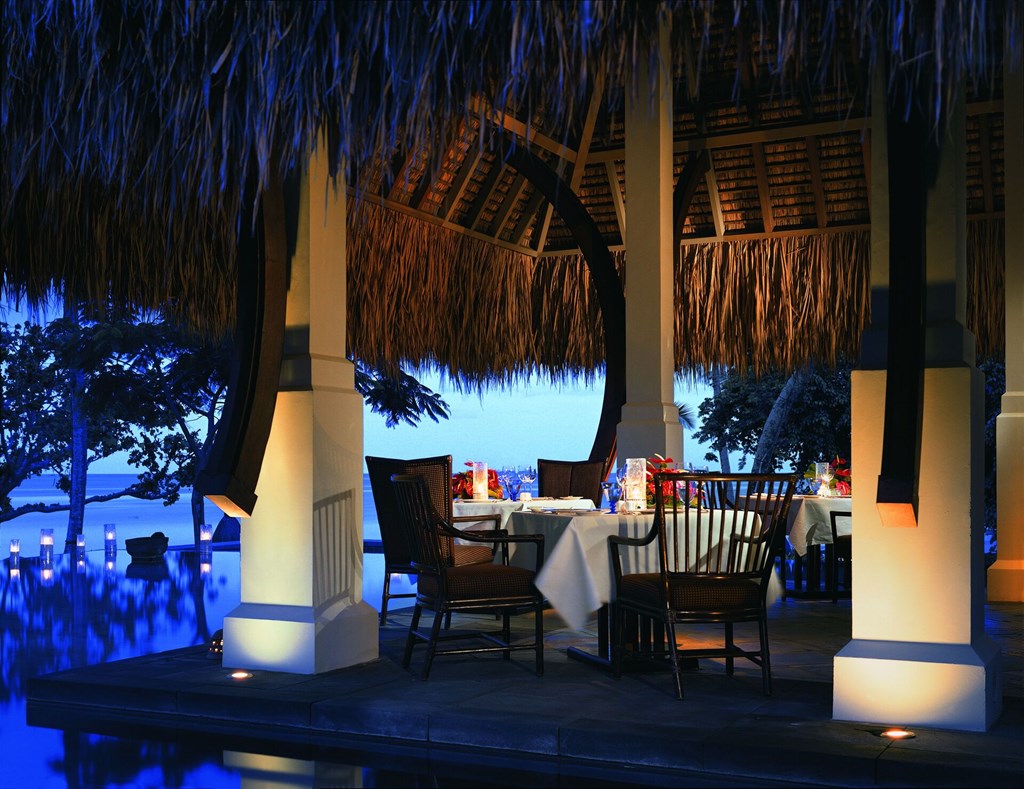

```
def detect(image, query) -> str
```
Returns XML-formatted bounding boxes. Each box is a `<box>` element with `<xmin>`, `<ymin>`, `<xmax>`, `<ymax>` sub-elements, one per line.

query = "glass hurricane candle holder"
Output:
<box><xmin>623</xmin><ymin>458</ymin><xmax>647</xmax><ymax>511</ymax></box>
<box><xmin>40</xmin><ymin>529</ymin><xmax>54</xmax><ymax>563</ymax></box>
<box><xmin>471</xmin><ymin>462</ymin><xmax>488</xmax><ymax>500</ymax></box>
<box><xmin>104</xmin><ymin>524</ymin><xmax>117</xmax><ymax>554</ymax></box>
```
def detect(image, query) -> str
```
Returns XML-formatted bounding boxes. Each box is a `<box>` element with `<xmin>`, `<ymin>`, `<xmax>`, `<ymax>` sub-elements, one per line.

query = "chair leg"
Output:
<box><xmin>758</xmin><ymin>614</ymin><xmax>772</xmax><ymax>696</ymax></box>
<box><xmin>402</xmin><ymin>604</ymin><xmax>422</xmax><ymax>668</ymax></box>
<box><xmin>611</xmin><ymin>603</ymin><xmax>623</xmax><ymax>679</ymax></box>
<box><xmin>724</xmin><ymin>622</ymin><xmax>735</xmax><ymax>675</ymax></box>
<box><xmin>535</xmin><ymin>601</ymin><xmax>544</xmax><ymax>676</ymax></box>
<box><xmin>665</xmin><ymin>619</ymin><xmax>684</xmax><ymax>700</ymax></box>
<box><xmin>380</xmin><ymin>573</ymin><xmax>391</xmax><ymax>626</ymax></box>
<box><xmin>420</xmin><ymin>608</ymin><xmax>446</xmax><ymax>680</ymax></box>
<box><xmin>502</xmin><ymin>611</ymin><xmax>512</xmax><ymax>660</ymax></box>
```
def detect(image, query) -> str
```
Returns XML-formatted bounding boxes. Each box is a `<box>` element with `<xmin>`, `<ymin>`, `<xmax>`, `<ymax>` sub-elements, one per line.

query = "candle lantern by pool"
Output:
<box><xmin>40</xmin><ymin>529</ymin><xmax>54</xmax><ymax>563</ymax></box>
<box><xmin>472</xmin><ymin>462</ymin><xmax>489</xmax><ymax>500</ymax></box>
<box><xmin>623</xmin><ymin>458</ymin><xmax>647</xmax><ymax>511</ymax></box>
<box><xmin>200</xmin><ymin>523</ymin><xmax>214</xmax><ymax>543</ymax></box>
<box><xmin>104</xmin><ymin>524</ymin><xmax>117</xmax><ymax>554</ymax></box>
<box><xmin>9</xmin><ymin>539</ymin><xmax>20</xmax><ymax>568</ymax></box>
<box><xmin>76</xmin><ymin>533</ymin><xmax>86</xmax><ymax>552</ymax></box>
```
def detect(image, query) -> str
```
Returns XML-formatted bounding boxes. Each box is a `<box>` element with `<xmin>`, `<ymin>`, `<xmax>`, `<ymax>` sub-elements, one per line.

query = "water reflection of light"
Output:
<box><xmin>76</xmin><ymin>554</ymin><xmax>86</xmax><ymax>573</ymax></box>
<box><xmin>41</xmin><ymin>564</ymin><xmax>54</xmax><ymax>586</ymax></box>
<box><xmin>9</xmin><ymin>566</ymin><xmax>20</xmax><ymax>581</ymax></box>
<box><xmin>105</xmin><ymin>558</ymin><xmax>116</xmax><ymax>578</ymax></box>
<box><xmin>200</xmin><ymin>561</ymin><xmax>212</xmax><ymax>576</ymax></box>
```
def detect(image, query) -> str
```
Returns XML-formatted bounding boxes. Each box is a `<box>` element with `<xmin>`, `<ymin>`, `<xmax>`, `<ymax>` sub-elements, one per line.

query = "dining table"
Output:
<box><xmin>785</xmin><ymin>494</ymin><xmax>853</xmax><ymax>595</ymax></box>
<box><xmin>504</xmin><ymin>508</ymin><xmax>784</xmax><ymax>668</ymax></box>
<box><xmin>452</xmin><ymin>496</ymin><xmax>597</xmax><ymax>531</ymax></box>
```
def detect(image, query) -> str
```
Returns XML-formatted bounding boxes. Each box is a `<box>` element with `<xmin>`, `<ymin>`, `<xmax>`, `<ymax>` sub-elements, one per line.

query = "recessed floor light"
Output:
<box><xmin>230</xmin><ymin>670</ymin><xmax>253</xmax><ymax>680</ymax></box>
<box><xmin>879</xmin><ymin>727</ymin><xmax>916</xmax><ymax>739</ymax></box>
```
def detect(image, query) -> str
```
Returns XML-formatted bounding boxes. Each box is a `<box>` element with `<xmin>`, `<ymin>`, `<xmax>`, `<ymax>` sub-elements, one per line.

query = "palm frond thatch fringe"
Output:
<box><xmin>676</xmin><ymin>233</ymin><xmax>871</xmax><ymax>378</ymax></box>
<box><xmin>967</xmin><ymin>218</ymin><xmax>1006</xmax><ymax>359</ymax></box>
<box><xmin>350</xmin><ymin>202</ymin><xmax>1005</xmax><ymax>384</ymax></box>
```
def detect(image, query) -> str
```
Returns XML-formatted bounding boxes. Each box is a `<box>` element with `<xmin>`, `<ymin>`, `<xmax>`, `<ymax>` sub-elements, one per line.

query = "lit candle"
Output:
<box><xmin>76</xmin><ymin>533</ymin><xmax>86</xmax><ymax>551</ymax></box>
<box><xmin>104</xmin><ymin>524</ymin><xmax>117</xmax><ymax>550</ymax></box>
<box><xmin>40</xmin><ymin>529</ymin><xmax>54</xmax><ymax>563</ymax></box>
<box><xmin>199</xmin><ymin>523</ymin><xmax>214</xmax><ymax>543</ymax></box>
<box><xmin>9</xmin><ymin>538</ymin><xmax>20</xmax><ymax>558</ymax></box>
<box><xmin>472</xmin><ymin>462</ymin><xmax>488</xmax><ymax>500</ymax></box>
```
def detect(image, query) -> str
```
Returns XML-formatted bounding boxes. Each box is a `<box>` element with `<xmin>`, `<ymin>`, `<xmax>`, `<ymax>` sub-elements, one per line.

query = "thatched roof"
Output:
<box><xmin>2</xmin><ymin>1</ymin><xmax>1019</xmax><ymax>381</ymax></box>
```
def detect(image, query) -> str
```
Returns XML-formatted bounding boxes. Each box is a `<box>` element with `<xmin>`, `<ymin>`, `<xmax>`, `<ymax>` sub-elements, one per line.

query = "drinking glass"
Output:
<box><xmin>517</xmin><ymin>465</ymin><xmax>537</xmax><ymax>496</ymax></box>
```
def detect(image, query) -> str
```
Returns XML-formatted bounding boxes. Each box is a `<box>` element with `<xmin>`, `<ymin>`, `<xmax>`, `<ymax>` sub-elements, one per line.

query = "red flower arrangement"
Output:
<box><xmin>451</xmin><ymin>461</ymin><xmax>504</xmax><ymax>499</ymax></box>
<box><xmin>803</xmin><ymin>455</ymin><xmax>852</xmax><ymax>495</ymax></box>
<box><xmin>646</xmin><ymin>454</ymin><xmax>682</xmax><ymax>507</ymax></box>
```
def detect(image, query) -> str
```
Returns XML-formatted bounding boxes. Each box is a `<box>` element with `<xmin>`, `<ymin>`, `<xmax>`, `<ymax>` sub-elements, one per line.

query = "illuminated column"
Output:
<box><xmin>834</xmin><ymin>82</ymin><xmax>1001</xmax><ymax>731</ymax></box>
<box><xmin>223</xmin><ymin>149</ymin><xmax>378</xmax><ymax>674</ymax></box>
<box><xmin>617</xmin><ymin>19</ymin><xmax>683</xmax><ymax>466</ymax></box>
<box><xmin>987</xmin><ymin>61</ymin><xmax>1024</xmax><ymax>602</ymax></box>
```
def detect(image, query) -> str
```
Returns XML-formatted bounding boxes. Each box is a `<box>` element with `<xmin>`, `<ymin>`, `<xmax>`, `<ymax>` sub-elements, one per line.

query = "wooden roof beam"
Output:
<box><xmin>468</xmin><ymin>96</ymin><xmax>578</xmax><ymax>164</ymax></box>
<box><xmin>805</xmin><ymin>136</ymin><xmax>829</xmax><ymax>228</ymax></box>
<box><xmin>605</xmin><ymin>161</ymin><xmax>626</xmax><ymax>241</ymax></box>
<box><xmin>673</xmin><ymin>149</ymin><xmax>710</xmax><ymax>243</ymax></box>
<box><xmin>705</xmin><ymin>157</ymin><xmax>726</xmax><ymax>238</ymax></box>
<box><xmin>439</xmin><ymin>145</ymin><xmax>482</xmax><ymax>222</ymax></box>
<box><xmin>488</xmin><ymin>171</ymin><xmax>529</xmax><ymax>237</ymax></box>
<box><xmin>531</xmin><ymin>73</ymin><xmax>604</xmax><ymax>254</ymax></box>
<box><xmin>463</xmin><ymin>160</ymin><xmax>506</xmax><ymax>232</ymax></box>
<box><xmin>979</xmin><ymin>115</ymin><xmax>994</xmax><ymax>214</ymax></box>
<box><xmin>751</xmin><ymin>142</ymin><xmax>775</xmax><ymax>233</ymax></box>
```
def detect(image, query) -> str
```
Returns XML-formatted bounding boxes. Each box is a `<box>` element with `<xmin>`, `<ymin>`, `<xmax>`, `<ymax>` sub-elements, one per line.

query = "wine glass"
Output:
<box><xmin>517</xmin><ymin>464</ymin><xmax>537</xmax><ymax>496</ymax></box>
<box><xmin>501</xmin><ymin>465</ymin><xmax>521</xmax><ymax>500</ymax></box>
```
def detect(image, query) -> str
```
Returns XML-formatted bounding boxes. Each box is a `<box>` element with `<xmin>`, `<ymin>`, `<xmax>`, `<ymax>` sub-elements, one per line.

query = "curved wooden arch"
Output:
<box><xmin>503</xmin><ymin>144</ymin><xmax>625</xmax><ymax>475</ymax></box>
<box><xmin>196</xmin><ymin>173</ymin><xmax>288</xmax><ymax>518</ymax></box>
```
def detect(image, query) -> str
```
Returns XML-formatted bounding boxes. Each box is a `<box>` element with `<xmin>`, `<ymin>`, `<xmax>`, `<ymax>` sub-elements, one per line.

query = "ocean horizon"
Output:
<box><xmin>3</xmin><ymin>472</ymin><xmax>381</xmax><ymax>556</ymax></box>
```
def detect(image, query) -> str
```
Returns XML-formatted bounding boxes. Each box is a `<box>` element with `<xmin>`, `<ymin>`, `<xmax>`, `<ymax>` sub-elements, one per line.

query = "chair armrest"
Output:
<box><xmin>829</xmin><ymin>510</ymin><xmax>852</xmax><ymax>542</ymax></box>
<box><xmin>452</xmin><ymin>513</ymin><xmax>502</xmax><ymax>529</ymax></box>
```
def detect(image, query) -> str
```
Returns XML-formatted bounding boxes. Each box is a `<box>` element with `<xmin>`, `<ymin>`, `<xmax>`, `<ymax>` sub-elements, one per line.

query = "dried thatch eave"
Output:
<box><xmin>2</xmin><ymin>0</ymin><xmax>1019</xmax><ymax>369</ymax></box>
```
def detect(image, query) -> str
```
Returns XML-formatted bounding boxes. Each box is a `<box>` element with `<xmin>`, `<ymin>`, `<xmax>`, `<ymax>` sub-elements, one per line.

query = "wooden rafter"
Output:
<box><xmin>439</xmin><ymin>145</ymin><xmax>483</xmax><ymax>222</ymax></box>
<box><xmin>862</xmin><ymin>129</ymin><xmax>872</xmax><ymax>210</ymax></box>
<box><xmin>673</xmin><ymin>148</ymin><xmax>710</xmax><ymax>243</ymax></box>
<box><xmin>489</xmin><ymin>171</ymin><xmax>529</xmax><ymax>237</ymax></box>
<box><xmin>531</xmin><ymin>73</ymin><xmax>605</xmax><ymax>254</ymax></box>
<box><xmin>751</xmin><ymin>142</ymin><xmax>774</xmax><ymax>233</ymax></box>
<box><xmin>705</xmin><ymin>156</ymin><xmax>726</xmax><ymax>238</ymax></box>
<box><xmin>605</xmin><ymin>161</ymin><xmax>626</xmax><ymax>241</ymax></box>
<box><xmin>467</xmin><ymin>96</ymin><xmax>577</xmax><ymax>164</ymax></box>
<box><xmin>805</xmin><ymin>136</ymin><xmax>829</xmax><ymax>228</ymax></box>
<box><xmin>979</xmin><ymin>115</ymin><xmax>994</xmax><ymax>214</ymax></box>
<box><xmin>382</xmin><ymin>150</ymin><xmax>410</xmax><ymax>200</ymax></box>
<box><xmin>464</xmin><ymin>160</ymin><xmax>506</xmax><ymax>231</ymax></box>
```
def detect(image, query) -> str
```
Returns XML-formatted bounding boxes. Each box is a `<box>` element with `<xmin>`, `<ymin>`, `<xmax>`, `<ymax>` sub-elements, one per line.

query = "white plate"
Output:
<box><xmin>557</xmin><ymin>496</ymin><xmax>583</xmax><ymax>500</ymax></box>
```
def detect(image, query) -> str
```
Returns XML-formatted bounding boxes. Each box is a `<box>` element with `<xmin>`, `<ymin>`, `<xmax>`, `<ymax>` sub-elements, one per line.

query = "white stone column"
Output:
<box><xmin>833</xmin><ymin>84</ymin><xmax>1001</xmax><ymax>731</ymax></box>
<box><xmin>987</xmin><ymin>61</ymin><xmax>1024</xmax><ymax>602</ymax></box>
<box><xmin>223</xmin><ymin>150</ymin><xmax>378</xmax><ymax>674</ymax></box>
<box><xmin>616</xmin><ymin>20</ymin><xmax>683</xmax><ymax>466</ymax></box>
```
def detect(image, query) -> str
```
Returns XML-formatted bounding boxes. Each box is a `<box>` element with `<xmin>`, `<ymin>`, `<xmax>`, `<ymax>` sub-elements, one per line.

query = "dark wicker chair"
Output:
<box><xmin>827</xmin><ymin>509</ymin><xmax>853</xmax><ymax>603</ymax></box>
<box><xmin>537</xmin><ymin>458</ymin><xmax>604</xmax><ymax>505</ymax></box>
<box><xmin>609</xmin><ymin>471</ymin><xmax>796</xmax><ymax>699</ymax></box>
<box><xmin>366</xmin><ymin>454</ymin><xmax>499</xmax><ymax>625</ymax></box>
<box><xmin>391</xmin><ymin>473</ymin><xmax>546</xmax><ymax>680</ymax></box>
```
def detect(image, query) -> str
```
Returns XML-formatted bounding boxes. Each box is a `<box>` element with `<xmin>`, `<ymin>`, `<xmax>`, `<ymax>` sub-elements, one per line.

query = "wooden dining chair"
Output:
<box><xmin>537</xmin><ymin>458</ymin><xmax>604</xmax><ymax>505</ymax></box>
<box><xmin>608</xmin><ymin>472</ymin><xmax>796</xmax><ymax>700</ymax></box>
<box><xmin>827</xmin><ymin>509</ymin><xmax>853</xmax><ymax>603</ymax></box>
<box><xmin>391</xmin><ymin>473</ymin><xmax>546</xmax><ymax>680</ymax></box>
<box><xmin>365</xmin><ymin>454</ymin><xmax>500</xmax><ymax>625</ymax></box>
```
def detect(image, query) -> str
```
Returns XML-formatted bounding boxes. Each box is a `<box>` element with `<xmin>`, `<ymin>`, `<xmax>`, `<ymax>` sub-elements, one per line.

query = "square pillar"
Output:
<box><xmin>224</xmin><ymin>150</ymin><xmax>378</xmax><ymax>674</ymax></box>
<box><xmin>987</xmin><ymin>60</ymin><xmax>1024</xmax><ymax>601</ymax></box>
<box><xmin>617</xmin><ymin>19</ymin><xmax>683</xmax><ymax>465</ymax></box>
<box><xmin>833</xmin><ymin>77</ymin><xmax>1000</xmax><ymax>730</ymax></box>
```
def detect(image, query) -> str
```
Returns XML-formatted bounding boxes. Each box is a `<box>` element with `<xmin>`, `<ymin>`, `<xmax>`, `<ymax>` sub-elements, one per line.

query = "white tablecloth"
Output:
<box><xmin>787</xmin><ymin>495</ymin><xmax>853</xmax><ymax>556</ymax></box>
<box><xmin>506</xmin><ymin>510</ymin><xmax>783</xmax><ymax>631</ymax></box>
<box><xmin>452</xmin><ymin>498</ymin><xmax>596</xmax><ymax>530</ymax></box>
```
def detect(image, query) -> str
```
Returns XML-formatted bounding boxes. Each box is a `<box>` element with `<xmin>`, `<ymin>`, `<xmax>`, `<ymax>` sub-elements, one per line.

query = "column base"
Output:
<box><xmin>833</xmin><ymin>638</ymin><xmax>1002</xmax><ymax>731</ymax></box>
<box><xmin>223</xmin><ymin>600</ymin><xmax>379</xmax><ymax>675</ymax></box>
<box><xmin>987</xmin><ymin>559</ymin><xmax>1024</xmax><ymax>602</ymax></box>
